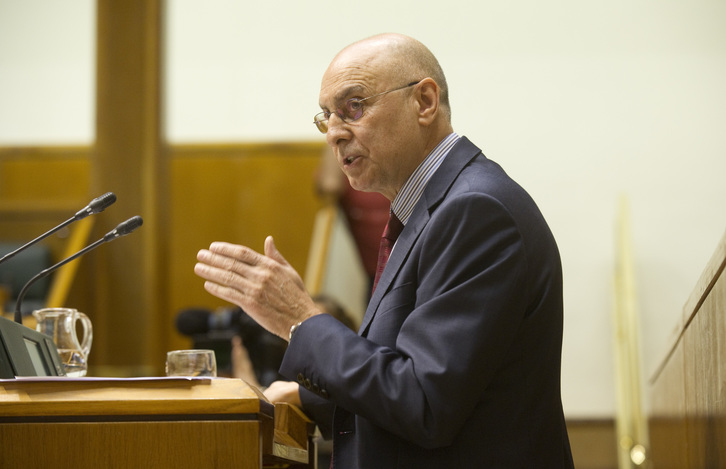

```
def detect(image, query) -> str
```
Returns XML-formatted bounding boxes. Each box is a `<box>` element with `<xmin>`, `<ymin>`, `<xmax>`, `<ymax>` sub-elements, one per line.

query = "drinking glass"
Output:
<box><xmin>165</xmin><ymin>349</ymin><xmax>217</xmax><ymax>377</ymax></box>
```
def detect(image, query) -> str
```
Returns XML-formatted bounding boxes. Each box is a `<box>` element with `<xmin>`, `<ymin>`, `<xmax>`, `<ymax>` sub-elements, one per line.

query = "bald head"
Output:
<box><xmin>328</xmin><ymin>34</ymin><xmax>451</xmax><ymax>122</ymax></box>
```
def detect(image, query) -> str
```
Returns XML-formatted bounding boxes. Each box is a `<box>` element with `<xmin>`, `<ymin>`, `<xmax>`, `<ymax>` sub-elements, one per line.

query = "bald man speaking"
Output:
<box><xmin>195</xmin><ymin>33</ymin><xmax>574</xmax><ymax>468</ymax></box>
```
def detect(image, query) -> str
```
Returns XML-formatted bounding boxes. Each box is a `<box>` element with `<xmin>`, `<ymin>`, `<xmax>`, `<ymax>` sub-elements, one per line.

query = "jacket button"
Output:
<box><xmin>296</xmin><ymin>373</ymin><xmax>305</xmax><ymax>384</ymax></box>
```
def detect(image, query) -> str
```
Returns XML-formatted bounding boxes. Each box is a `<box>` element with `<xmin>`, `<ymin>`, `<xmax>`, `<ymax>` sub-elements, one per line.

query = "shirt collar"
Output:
<box><xmin>391</xmin><ymin>132</ymin><xmax>460</xmax><ymax>225</ymax></box>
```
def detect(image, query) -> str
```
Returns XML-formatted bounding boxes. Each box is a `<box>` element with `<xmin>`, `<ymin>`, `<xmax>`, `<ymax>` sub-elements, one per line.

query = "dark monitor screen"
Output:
<box><xmin>24</xmin><ymin>336</ymin><xmax>52</xmax><ymax>376</ymax></box>
<box><xmin>0</xmin><ymin>316</ymin><xmax>65</xmax><ymax>378</ymax></box>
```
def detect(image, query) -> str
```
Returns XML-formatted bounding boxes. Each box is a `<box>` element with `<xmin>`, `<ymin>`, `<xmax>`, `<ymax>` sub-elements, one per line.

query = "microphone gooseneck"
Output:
<box><xmin>0</xmin><ymin>192</ymin><xmax>117</xmax><ymax>266</ymax></box>
<box><xmin>13</xmin><ymin>215</ymin><xmax>143</xmax><ymax>324</ymax></box>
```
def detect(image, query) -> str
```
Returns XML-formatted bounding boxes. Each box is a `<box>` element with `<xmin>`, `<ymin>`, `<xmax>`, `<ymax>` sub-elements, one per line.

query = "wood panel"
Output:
<box><xmin>0</xmin><ymin>146</ymin><xmax>90</xmax><ymax>203</ymax></box>
<box><xmin>0</xmin><ymin>146</ymin><xmax>90</xmax><ymax>259</ymax></box>
<box><xmin>93</xmin><ymin>0</ymin><xmax>166</xmax><ymax>375</ymax></box>
<box><xmin>166</xmin><ymin>142</ymin><xmax>326</xmax><ymax>352</ymax></box>
<box><xmin>681</xmin><ymin>269</ymin><xmax>726</xmax><ymax>467</ymax></box>
<box><xmin>567</xmin><ymin>419</ymin><xmax>618</xmax><ymax>469</ymax></box>
<box><xmin>649</xmin><ymin>230</ymin><xmax>726</xmax><ymax>467</ymax></box>
<box><xmin>649</xmin><ymin>343</ymin><xmax>688</xmax><ymax>468</ymax></box>
<box><xmin>0</xmin><ymin>420</ymin><xmax>262</xmax><ymax>469</ymax></box>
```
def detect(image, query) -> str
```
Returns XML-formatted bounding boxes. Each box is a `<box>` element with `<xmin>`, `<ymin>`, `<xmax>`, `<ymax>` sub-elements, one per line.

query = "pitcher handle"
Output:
<box><xmin>75</xmin><ymin>311</ymin><xmax>94</xmax><ymax>358</ymax></box>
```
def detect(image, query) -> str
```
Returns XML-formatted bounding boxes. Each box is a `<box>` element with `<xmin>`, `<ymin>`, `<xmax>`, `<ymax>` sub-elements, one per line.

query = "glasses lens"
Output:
<box><xmin>313</xmin><ymin>113</ymin><xmax>328</xmax><ymax>133</ymax></box>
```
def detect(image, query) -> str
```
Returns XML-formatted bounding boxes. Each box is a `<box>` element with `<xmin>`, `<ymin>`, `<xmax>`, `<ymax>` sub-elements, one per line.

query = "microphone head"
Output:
<box><xmin>117</xmin><ymin>215</ymin><xmax>143</xmax><ymax>235</ymax></box>
<box><xmin>175</xmin><ymin>308</ymin><xmax>212</xmax><ymax>335</ymax></box>
<box><xmin>89</xmin><ymin>192</ymin><xmax>117</xmax><ymax>213</ymax></box>
<box><xmin>104</xmin><ymin>215</ymin><xmax>143</xmax><ymax>240</ymax></box>
<box><xmin>75</xmin><ymin>192</ymin><xmax>117</xmax><ymax>219</ymax></box>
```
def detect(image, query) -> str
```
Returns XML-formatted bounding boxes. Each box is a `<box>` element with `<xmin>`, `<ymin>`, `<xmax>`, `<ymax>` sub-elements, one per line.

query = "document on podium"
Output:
<box><xmin>6</xmin><ymin>375</ymin><xmax>215</xmax><ymax>382</ymax></box>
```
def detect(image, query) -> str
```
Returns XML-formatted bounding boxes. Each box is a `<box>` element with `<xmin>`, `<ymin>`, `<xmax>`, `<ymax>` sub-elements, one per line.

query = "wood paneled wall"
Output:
<box><xmin>166</xmin><ymin>142</ymin><xmax>326</xmax><ymax>353</ymax></box>
<box><xmin>649</xmin><ymin>230</ymin><xmax>726</xmax><ymax>467</ymax></box>
<box><xmin>0</xmin><ymin>146</ymin><xmax>91</xmax><ymax>261</ymax></box>
<box><xmin>0</xmin><ymin>142</ymin><xmax>325</xmax><ymax>374</ymax></box>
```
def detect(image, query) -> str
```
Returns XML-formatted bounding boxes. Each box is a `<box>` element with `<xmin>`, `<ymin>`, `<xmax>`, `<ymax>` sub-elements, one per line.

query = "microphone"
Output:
<box><xmin>175</xmin><ymin>307</ymin><xmax>247</xmax><ymax>336</ymax></box>
<box><xmin>13</xmin><ymin>215</ymin><xmax>143</xmax><ymax>323</ymax></box>
<box><xmin>75</xmin><ymin>192</ymin><xmax>118</xmax><ymax>219</ymax></box>
<box><xmin>0</xmin><ymin>192</ymin><xmax>117</xmax><ymax>266</ymax></box>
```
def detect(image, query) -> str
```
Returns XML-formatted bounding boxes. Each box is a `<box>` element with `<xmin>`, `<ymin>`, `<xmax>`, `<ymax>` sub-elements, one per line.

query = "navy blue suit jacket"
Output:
<box><xmin>280</xmin><ymin>137</ymin><xmax>574</xmax><ymax>468</ymax></box>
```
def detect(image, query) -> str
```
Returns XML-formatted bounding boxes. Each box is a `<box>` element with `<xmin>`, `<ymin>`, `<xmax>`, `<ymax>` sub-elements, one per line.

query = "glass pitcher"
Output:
<box><xmin>33</xmin><ymin>308</ymin><xmax>93</xmax><ymax>377</ymax></box>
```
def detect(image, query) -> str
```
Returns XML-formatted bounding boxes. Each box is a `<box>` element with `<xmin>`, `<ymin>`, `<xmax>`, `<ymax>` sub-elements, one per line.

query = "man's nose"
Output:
<box><xmin>325</xmin><ymin>114</ymin><xmax>350</xmax><ymax>146</ymax></box>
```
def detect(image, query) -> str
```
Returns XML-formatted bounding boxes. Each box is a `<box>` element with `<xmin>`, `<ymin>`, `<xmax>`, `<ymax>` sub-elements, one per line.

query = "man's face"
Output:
<box><xmin>318</xmin><ymin>51</ymin><xmax>422</xmax><ymax>200</ymax></box>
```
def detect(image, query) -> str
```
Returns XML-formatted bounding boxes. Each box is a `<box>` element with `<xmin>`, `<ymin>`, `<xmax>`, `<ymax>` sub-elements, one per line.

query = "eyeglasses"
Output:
<box><xmin>313</xmin><ymin>80</ymin><xmax>421</xmax><ymax>134</ymax></box>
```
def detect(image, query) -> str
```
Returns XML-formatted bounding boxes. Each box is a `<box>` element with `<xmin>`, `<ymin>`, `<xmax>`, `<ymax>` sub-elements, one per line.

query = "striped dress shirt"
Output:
<box><xmin>391</xmin><ymin>132</ymin><xmax>461</xmax><ymax>225</ymax></box>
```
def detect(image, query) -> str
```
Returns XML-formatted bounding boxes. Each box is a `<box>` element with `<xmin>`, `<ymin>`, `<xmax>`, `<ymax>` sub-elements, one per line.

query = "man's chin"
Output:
<box><xmin>347</xmin><ymin>178</ymin><xmax>373</xmax><ymax>193</ymax></box>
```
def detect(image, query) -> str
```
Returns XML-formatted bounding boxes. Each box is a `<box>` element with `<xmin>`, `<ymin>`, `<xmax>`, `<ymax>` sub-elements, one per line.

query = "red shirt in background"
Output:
<box><xmin>338</xmin><ymin>179</ymin><xmax>390</xmax><ymax>279</ymax></box>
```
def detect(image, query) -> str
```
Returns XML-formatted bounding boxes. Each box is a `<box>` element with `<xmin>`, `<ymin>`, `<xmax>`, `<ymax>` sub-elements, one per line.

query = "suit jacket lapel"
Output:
<box><xmin>359</xmin><ymin>137</ymin><xmax>482</xmax><ymax>335</ymax></box>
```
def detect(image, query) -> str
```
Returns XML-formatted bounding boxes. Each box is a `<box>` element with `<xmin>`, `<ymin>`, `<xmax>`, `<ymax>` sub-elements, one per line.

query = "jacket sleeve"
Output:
<box><xmin>299</xmin><ymin>385</ymin><xmax>335</xmax><ymax>439</ymax></box>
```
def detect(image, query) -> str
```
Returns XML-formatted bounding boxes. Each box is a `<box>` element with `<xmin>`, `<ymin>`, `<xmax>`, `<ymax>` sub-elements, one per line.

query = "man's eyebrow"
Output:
<box><xmin>320</xmin><ymin>84</ymin><xmax>367</xmax><ymax>110</ymax></box>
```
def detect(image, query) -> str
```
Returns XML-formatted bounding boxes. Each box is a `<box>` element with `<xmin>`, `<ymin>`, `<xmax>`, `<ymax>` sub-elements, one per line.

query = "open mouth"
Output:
<box><xmin>343</xmin><ymin>155</ymin><xmax>358</xmax><ymax>165</ymax></box>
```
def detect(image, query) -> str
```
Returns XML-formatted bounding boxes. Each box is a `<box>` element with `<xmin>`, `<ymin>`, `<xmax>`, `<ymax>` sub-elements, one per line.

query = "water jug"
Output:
<box><xmin>33</xmin><ymin>308</ymin><xmax>93</xmax><ymax>377</ymax></box>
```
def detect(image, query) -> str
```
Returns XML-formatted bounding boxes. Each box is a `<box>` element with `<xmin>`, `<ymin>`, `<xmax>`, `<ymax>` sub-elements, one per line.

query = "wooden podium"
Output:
<box><xmin>0</xmin><ymin>377</ymin><xmax>315</xmax><ymax>468</ymax></box>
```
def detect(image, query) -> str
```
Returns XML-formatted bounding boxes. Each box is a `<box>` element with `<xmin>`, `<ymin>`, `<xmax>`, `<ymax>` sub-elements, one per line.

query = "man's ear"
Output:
<box><xmin>415</xmin><ymin>78</ymin><xmax>440</xmax><ymax>126</ymax></box>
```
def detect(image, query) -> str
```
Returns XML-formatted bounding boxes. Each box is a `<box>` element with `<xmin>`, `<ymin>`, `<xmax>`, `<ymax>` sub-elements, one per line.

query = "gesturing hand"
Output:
<box><xmin>194</xmin><ymin>236</ymin><xmax>321</xmax><ymax>340</ymax></box>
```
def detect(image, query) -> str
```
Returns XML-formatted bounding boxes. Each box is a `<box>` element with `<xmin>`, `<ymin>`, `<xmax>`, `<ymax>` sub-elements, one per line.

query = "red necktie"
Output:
<box><xmin>372</xmin><ymin>210</ymin><xmax>404</xmax><ymax>293</ymax></box>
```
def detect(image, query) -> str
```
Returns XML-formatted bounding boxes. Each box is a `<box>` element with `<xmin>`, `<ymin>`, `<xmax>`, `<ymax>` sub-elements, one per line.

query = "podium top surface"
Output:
<box><xmin>0</xmin><ymin>376</ymin><xmax>272</xmax><ymax>418</ymax></box>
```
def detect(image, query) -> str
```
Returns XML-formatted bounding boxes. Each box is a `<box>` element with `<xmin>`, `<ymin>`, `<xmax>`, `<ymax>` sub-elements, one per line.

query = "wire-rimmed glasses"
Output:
<box><xmin>313</xmin><ymin>80</ymin><xmax>421</xmax><ymax>134</ymax></box>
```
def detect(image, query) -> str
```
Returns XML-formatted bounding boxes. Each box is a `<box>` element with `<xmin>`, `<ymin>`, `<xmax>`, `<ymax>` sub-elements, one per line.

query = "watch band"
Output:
<box><xmin>289</xmin><ymin>321</ymin><xmax>303</xmax><ymax>341</ymax></box>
